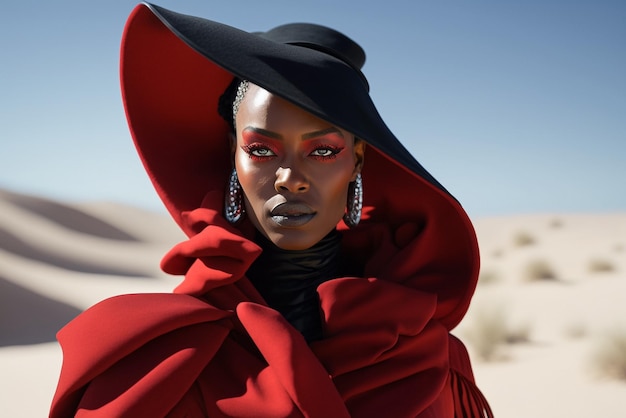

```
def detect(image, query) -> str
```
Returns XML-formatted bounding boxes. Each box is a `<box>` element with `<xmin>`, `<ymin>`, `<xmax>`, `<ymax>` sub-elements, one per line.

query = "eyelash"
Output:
<box><xmin>310</xmin><ymin>145</ymin><xmax>343</xmax><ymax>160</ymax></box>
<box><xmin>241</xmin><ymin>144</ymin><xmax>276</xmax><ymax>160</ymax></box>
<box><xmin>241</xmin><ymin>144</ymin><xmax>344</xmax><ymax>161</ymax></box>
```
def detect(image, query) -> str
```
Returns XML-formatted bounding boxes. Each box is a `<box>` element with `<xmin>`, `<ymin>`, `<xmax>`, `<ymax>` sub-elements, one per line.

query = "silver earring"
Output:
<box><xmin>343</xmin><ymin>173</ymin><xmax>362</xmax><ymax>228</ymax></box>
<box><xmin>225</xmin><ymin>168</ymin><xmax>244</xmax><ymax>223</ymax></box>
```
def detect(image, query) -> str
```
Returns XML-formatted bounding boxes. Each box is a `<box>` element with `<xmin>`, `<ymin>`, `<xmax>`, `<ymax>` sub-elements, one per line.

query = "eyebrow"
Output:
<box><xmin>243</xmin><ymin>126</ymin><xmax>344</xmax><ymax>140</ymax></box>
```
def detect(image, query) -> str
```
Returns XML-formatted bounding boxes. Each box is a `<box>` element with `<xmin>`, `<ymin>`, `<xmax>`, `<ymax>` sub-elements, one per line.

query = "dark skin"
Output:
<box><xmin>232</xmin><ymin>84</ymin><xmax>365</xmax><ymax>251</ymax></box>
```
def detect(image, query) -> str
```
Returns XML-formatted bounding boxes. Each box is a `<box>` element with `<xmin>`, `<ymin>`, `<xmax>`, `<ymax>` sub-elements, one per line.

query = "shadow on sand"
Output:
<box><xmin>0</xmin><ymin>275</ymin><xmax>83</xmax><ymax>346</ymax></box>
<box><xmin>1</xmin><ymin>189</ymin><xmax>140</xmax><ymax>242</ymax></box>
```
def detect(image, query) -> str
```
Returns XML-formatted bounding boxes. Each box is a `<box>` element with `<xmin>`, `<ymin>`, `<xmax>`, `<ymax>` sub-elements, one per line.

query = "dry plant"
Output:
<box><xmin>522</xmin><ymin>258</ymin><xmax>558</xmax><ymax>282</ymax></box>
<box><xmin>465</xmin><ymin>307</ymin><xmax>508</xmax><ymax>361</ymax></box>
<box><xmin>492</xmin><ymin>248</ymin><xmax>504</xmax><ymax>258</ymax></box>
<box><xmin>590</xmin><ymin>327</ymin><xmax>626</xmax><ymax>381</ymax></box>
<box><xmin>513</xmin><ymin>231</ymin><xmax>536</xmax><ymax>247</ymax></box>
<box><xmin>549</xmin><ymin>218</ymin><xmax>563</xmax><ymax>229</ymax></box>
<box><xmin>563</xmin><ymin>322</ymin><xmax>587</xmax><ymax>340</ymax></box>
<box><xmin>465</xmin><ymin>306</ymin><xmax>531</xmax><ymax>361</ymax></box>
<box><xmin>588</xmin><ymin>258</ymin><xmax>615</xmax><ymax>273</ymax></box>
<box><xmin>478</xmin><ymin>269</ymin><xmax>500</xmax><ymax>286</ymax></box>
<box><xmin>505</xmin><ymin>322</ymin><xmax>532</xmax><ymax>344</ymax></box>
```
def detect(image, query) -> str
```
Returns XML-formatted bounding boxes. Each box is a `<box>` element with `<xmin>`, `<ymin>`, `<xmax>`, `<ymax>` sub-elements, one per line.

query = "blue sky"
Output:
<box><xmin>1</xmin><ymin>0</ymin><xmax>624</xmax><ymax>218</ymax></box>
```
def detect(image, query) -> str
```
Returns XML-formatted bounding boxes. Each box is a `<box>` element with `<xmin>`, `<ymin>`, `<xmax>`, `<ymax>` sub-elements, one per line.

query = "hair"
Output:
<box><xmin>218</xmin><ymin>77</ymin><xmax>244</xmax><ymax>133</ymax></box>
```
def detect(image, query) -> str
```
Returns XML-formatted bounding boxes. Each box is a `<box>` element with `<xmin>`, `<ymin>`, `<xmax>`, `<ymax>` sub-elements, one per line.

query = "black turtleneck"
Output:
<box><xmin>246</xmin><ymin>231</ymin><xmax>342</xmax><ymax>343</ymax></box>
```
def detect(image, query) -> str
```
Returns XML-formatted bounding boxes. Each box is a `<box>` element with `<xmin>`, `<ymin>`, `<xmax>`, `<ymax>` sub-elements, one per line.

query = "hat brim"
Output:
<box><xmin>122</xmin><ymin>2</ymin><xmax>454</xmax><ymax>217</ymax></box>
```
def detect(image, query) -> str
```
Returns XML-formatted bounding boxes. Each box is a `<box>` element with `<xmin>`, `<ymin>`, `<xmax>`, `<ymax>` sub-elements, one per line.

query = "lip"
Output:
<box><xmin>270</xmin><ymin>202</ymin><xmax>316</xmax><ymax>227</ymax></box>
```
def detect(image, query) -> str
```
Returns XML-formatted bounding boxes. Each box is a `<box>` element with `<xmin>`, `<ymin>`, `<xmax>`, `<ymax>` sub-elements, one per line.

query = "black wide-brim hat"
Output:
<box><xmin>121</xmin><ymin>3</ymin><xmax>479</xmax><ymax>329</ymax></box>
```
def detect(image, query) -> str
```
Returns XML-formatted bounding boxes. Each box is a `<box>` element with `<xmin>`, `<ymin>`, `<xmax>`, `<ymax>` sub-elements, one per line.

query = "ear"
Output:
<box><xmin>351</xmin><ymin>138</ymin><xmax>366</xmax><ymax>181</ymax></box>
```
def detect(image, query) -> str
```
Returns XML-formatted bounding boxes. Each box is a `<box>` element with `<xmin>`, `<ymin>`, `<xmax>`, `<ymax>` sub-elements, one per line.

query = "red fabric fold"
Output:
<box><xmin>238</xmin><ymin>302</ymin><xmax>351</xmax><ymax>417</ymax></box>
<box><xmin>75</xmin><ymin>322</ymin><xmax>228</xmax><ymax>417</ymax></box>
<box><xmin>50</xmin><ymin>293</ymin><xmax>233</xmax><ymax>417</ymax></box>
<box><xmin>313</xmin><ymin>278</ymin><xmax>449</xmax><ymax>417</ymax></box>
<box><xmin>161</xmin><ymin>192</ymin><xmax>262</xmax><ymax>297</ymax></box>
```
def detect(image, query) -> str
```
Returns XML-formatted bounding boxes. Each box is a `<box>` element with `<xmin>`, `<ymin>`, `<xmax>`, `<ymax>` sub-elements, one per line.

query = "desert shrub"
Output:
<box><xmin>523</xmin><ymin>258</ymin><xmax>558</xmax><ymax>282</ymax></box>
<box><xmin>564</xmin><ymin>322</ymin><xmax>587</xmax><ymax>339</ymax></box>
<box><xmin>465</xmin><ymin>307</ymin><xmax>532</xmax><ymax>361</ymax></box>
<box><xmin>505</xmin><ymin>322</ymin><xmax>532</xmax><ymax>344</ymax></box>
<box><xmin>591</xmin><ymin>327</ymin><xmax>626</xmax><ymax>381</ymax></box>
<box><xmin>549</xmin><ymin>218</ymin><xmax>563</xmax><ymax>229</ymax></box>
<box><xmin>588</xmin><ymin>258</ymin><xmax>615</xmax><ymax>273</ymax></box>
<box><xmin>513</xmin><ymin>231</ymin><xmax>536</xmax><ymax>247</ymax></box>
<box><xmin>465</xmin><ymin>307</ymin><xmax>508</xmax><ymax>361</ymax></box>
<box><xmin>478</xmin><ymin>269</ymin><xmax>500</xmax><ymax>285</ymax></box>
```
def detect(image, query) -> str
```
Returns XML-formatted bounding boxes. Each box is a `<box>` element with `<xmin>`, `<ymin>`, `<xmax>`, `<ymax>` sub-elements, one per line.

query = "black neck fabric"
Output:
<box><xmin>246</xmin><ymin>230</ymin><xmax>341</xmax><ymax>343</ymax></box>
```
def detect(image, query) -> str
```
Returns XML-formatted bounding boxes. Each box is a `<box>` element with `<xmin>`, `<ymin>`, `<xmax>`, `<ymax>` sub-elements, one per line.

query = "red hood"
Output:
<box><xmin>120</xmin><ymin>3</ymin><xmax>479</xmax><ymax>331</ymax></box>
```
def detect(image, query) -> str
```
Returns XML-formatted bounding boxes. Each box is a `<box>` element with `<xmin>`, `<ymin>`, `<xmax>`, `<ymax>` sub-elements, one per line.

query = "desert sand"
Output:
<box><xmin>1</xmin><ymin>187</ymin><xmax>624</xmax><ymax>417</ymax></box>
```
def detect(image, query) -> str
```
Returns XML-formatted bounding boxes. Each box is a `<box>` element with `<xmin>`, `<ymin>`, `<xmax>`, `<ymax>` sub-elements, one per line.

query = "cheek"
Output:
<box><xmin>317</xmin><ymin>163</ymin><xmax>355</xmax><ymax>206</ymax></box>
<box><xmin>234</xmin><ymin>152</ymin><xmax>272</xmax><ymax>203</ymax></box>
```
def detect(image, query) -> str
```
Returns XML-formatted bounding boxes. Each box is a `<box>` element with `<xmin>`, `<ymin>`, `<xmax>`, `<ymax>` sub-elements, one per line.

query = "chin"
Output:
<box><xmin>266</xmin><ymin>231</ymin><xmax>323</xmax><ymax>251</ymax></box>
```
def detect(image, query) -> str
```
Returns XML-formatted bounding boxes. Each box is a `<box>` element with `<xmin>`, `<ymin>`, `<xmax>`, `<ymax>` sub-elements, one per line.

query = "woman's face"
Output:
<box><xmin>234</xmin><ymin>84</ymin><xmax>365</xmax><ymax>250</ymax></box>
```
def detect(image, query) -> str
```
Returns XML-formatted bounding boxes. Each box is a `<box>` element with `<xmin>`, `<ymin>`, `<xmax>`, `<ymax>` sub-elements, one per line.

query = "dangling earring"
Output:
<box><xmin>343</xmin><ymin>173</ymin><xmax>362</xmax><ymax>228</ymax></box>
<box><xmin>225</xmin><ymin>168</ymin><xmax>245</xmax><ymax>223</ymax></box>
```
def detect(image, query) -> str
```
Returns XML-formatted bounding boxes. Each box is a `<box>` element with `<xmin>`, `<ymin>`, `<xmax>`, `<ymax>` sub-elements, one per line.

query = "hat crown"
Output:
<box><xmin>259</xmin><ymin>23</ymin><xmax>366</xmax><ymax>71</ymax></box>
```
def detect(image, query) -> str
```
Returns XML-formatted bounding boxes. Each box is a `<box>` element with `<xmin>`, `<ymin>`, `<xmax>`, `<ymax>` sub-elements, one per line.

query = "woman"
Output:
<box><xmin>50</xmin><ymin>3</ymin><xmax>492</xmax><ymax>417</ymax></box>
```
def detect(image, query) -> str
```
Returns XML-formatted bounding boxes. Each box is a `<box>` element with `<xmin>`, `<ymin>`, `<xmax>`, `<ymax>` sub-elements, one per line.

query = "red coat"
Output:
<box><xmin>50</xmin><ymin>6</ymin><xmax>492</xmax><ymax>414</ymax></box>
<box><xmin>50</xmin><ymin>190</ymin><xmax>492</xmax><ymax>417</ymax></box>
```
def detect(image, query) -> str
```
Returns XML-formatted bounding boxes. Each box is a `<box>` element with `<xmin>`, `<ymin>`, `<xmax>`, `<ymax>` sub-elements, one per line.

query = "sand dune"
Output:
<box><xmin>0</xmin><ymin>189</ymin><xmax>183</xmax><ymax>417</ymax></box>
<box><xmin>0</xmin><ymin>188</ymin><xmax>624</xmax><ymax>417</ymax></box>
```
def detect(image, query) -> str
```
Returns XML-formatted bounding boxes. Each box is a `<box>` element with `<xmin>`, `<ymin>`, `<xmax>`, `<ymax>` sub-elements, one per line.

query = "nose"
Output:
<box><xmin>274</xmin><ymin>165</ymin><xmax>310</xmax><ymax>193</ymax></box>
